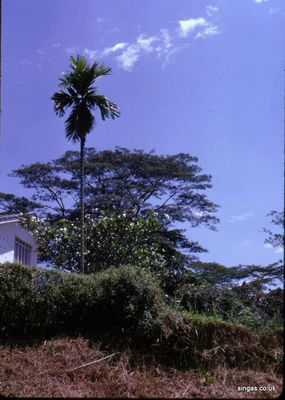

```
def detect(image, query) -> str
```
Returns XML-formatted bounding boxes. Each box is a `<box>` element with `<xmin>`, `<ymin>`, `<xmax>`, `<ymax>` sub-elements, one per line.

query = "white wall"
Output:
<box><xmin>0</xmin><ymin>221</ymin><xmax>38</xmax><ymax>265</ymax></box>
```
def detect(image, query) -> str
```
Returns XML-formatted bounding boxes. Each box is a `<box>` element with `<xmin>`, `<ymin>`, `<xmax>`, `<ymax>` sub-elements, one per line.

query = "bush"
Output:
<box><xmin>174</xmin><ymin>281</ymin><xmax>282</xmax><ymax>330</ymax></box>
<box><xmin>152</xmin><ymin>310</ymin><xmax>282</xmax><ymax>371</ymax></box>
<box><xmin>21</xmin><ymin>212</ymin><xmax>167</xmax><ymax>274</ymax></box>
<box><xmin>0</xmin><ymin>263</ymin><xmax>164</xmax><ymax>342</ymax></box>
<box><xmin>176</xmin><ymin>283</ymin><xmax>219</xmax><ymax>315</ymax></box>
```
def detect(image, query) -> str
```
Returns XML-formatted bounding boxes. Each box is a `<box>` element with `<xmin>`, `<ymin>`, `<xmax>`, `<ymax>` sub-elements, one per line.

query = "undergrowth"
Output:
<box><xmin>0</xmin><ymin>262</ymin><xmax>283</xmax><ymax>372</ymax></box>
<box><xmin>0</xmin><ymin>337</ymin><xmax>282</xmax><ymax>398</ymax></box>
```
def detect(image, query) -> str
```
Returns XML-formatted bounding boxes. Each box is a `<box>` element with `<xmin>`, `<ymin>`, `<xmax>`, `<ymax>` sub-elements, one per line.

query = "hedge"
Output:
<box><xmin>0</xmin><ymin>263</ymin><xmax>164</xmax><ymax>342</ymax></box>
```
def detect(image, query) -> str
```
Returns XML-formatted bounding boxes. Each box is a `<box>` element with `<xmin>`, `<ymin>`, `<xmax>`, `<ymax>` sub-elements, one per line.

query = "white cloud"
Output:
<box><xmin>136</xmin><ymin>35</ymin><xmax>157</xmax><ymax>51</ymax></box>
<box><xmin>178</xmin><ymin>17</ymin><xmax>208</xmax><ymax>37</ymax></box>
<box><xmin>116</xmin><ymin>34</ymin><xmax>158</xmax><ymax>71</ymax></box>
<box><xmin>195</xmin><ymin>24</ymin><xmax>220</xmax><ymax>39</ymax></box>
<box><xmin>253</xmin><ymin>0</ymin><xmax>270</xmax><ymax>3</ymax></box>
<box><xmin>102</xmin><ymin>42</ymin><xmax>128</xmax><ymax>56</ymax></box>
<box><xmin>99</xmin><ymin>6</ymin><xmax>220</xmax><ymax>71</ymax></box>
<box><xmin>227</xmin><ymin>212</ymin><xmax>254</xmax><ymax>223</ymax></box>
<box><xmin>160</xmin><ymin>29</ymin><xmax>172</xmax><ymax>50</ymax></box>
<box><xmin>52</xmin><ymin>42</ymin><xmax>61</xmax><ymax>48</ymax></box>
<box><xmin>178</xmin><ymin>17</ymin><xmax>220</xmax><ymax>40</ymax></box>
<box><xmin>155</xmin><ymin>29</ymin><xmax>175</xmax><ymax>68</ymax></box>
<box><xmin>116</xmin><ymin>46</ymin><xmax>140</xmax><ymax>71</ymax></box>
<box><xmin>83</xmin><ymin>48</ymin><xmax>98</xmax><ymax>60</ymax></box>
<box><xmin>206</xmin><ymin>5</ymin><xmax>219</xmax><ymax>17</ymax></box>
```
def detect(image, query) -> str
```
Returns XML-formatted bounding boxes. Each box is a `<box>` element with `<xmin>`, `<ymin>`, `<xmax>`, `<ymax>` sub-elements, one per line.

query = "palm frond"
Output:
<box><xmin>92</xmin><ymin>95</ymin><xmax>120</xmax><ymax>120</ymax></box>
<box><xmin>51</xmin><ymin>91</ymin><xmax>74</xmax><ymax>116</ymax></box>
<box><xmin>90</xmin><ymin>62</ymin><xmax>112</xmax><ymax>79</ymax></box>
<box><xmin>65</xmin><ymin>105</ymin><xmax>95</xmax><ymax>143</ymax></box>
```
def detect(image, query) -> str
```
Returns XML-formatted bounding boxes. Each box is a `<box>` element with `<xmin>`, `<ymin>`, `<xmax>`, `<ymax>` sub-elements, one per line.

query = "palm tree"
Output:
<box><xmin>51</xmin><ymin>55</ymin><xmax>120</xmax><ymax>274</ymax></box>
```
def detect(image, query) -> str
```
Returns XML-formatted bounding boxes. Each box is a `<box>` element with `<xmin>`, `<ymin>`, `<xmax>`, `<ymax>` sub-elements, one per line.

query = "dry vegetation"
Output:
<box><xmin>0</xmin><ymin>337</ymin><xmax>282</xmax><ymax>398</ymax></box>
<box><xmin>0</xmin><ymin>264</ymin><xmax>283</xmax><ymax>397</ymax></box>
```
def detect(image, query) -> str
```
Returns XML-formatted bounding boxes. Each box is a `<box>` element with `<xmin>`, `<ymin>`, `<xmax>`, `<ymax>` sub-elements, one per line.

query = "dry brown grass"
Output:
<box><xmin>0</xmin><ymin>337</ymin><xmax>283</xmax><ymax>398</ymax></box>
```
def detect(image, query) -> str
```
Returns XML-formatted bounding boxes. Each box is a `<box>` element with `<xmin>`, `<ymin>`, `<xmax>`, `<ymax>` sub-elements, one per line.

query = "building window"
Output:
<box><xmin>14</xmin><ymin>237</ymin><xmax>32</xmax><ymax>265</ymax></box>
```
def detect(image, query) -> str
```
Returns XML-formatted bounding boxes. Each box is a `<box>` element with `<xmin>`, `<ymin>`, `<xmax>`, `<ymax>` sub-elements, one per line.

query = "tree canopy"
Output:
<box><xmin>0</xmin><ymin>192</ymin><xmax>42</xmax><ymax>215</ymax></box>
<box><xmin>10</xmin><ymin>147</ymin><xmax>219</xmax><ymax>227</ymax></box>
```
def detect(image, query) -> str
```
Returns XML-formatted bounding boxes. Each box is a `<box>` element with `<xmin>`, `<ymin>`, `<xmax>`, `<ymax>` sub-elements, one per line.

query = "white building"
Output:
<box><xmin>0</xmin><ymin>214</ymin><xmax>38</xmax><ymax>265</ymax></box>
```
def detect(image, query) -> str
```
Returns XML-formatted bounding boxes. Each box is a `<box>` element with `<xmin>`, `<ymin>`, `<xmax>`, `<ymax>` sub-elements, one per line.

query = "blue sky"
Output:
<box><xmin>1</xmin><ymin>0</ymin><xmax>284</xmax><ymax>266</ymax></box>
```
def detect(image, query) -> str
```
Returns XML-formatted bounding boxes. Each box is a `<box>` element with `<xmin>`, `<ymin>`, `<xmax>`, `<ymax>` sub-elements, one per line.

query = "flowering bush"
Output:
<box><xmin>21</xmin><ymin>211</ymin><xmax>167</xmax><ymax>274</ymax></box>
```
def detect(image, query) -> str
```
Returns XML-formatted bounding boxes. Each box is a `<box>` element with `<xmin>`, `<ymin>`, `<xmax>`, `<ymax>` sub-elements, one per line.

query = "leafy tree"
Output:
<box><xmin>10</xmin><ymin>147</ymin><xmax>219</xmax><ymax>260</ymax></box>
<box><xmin>10</xmin><ymin>162</ymin><xmax>76</xmax><ymax>217</ymax></box>
<box><xmin>189</xmin><ymin>262</ymin><xmax>239</xmax><ymax>285</ymax></box>
<box><xmin>215</xmin><ymin>286</ymin><xmax>245</xmax><ymax>321</ymax></box>
<box><xmin>11</xmin><ymin>148</ymin><xmax>219</xmax><ymax>226</ymax></box>
<box><xmin>178</xmin><ymin>282</ymin><xmax>219</xmax><ymax>315</ymax></box>
<box><xmin>51</xmin><ymin>55</ymin><xmax>120</xmax><ymax>273</ymax></box>
<box><xmin>0</xmin><ymin>192</ymin><xmax>42</xmax><ymax>215</ymax></box>
<box><xmin>262</xmin><ymin>288</ymin><xmax>283</xmax><ymax>328</ymax></box>
<box><xmin>264</xmin><ymin>210</ymin><xmax>284</xmax><ymax>249</ymax></box>
<box><xmin>59</xmin><ymin>147</ymin><xmax>219</xmax><ymax>229</ymax></box>
<box><xmin>175</xmin><ymin>270</ymin><xmax>283</xmax><ymax>329</ymax></box>
<box><xmin>21</xmin><ymin>210</ymin><xmax>209</xmax><ymax>294</ymax></box>
<box><xmin>231</xmin><ymin>280</ymin><xmax>283</xmax><ymax>328</ymax></box>
<box><xmin>190</xmin><ymin>261</ymin><xmax>283</xmax><ymax>286</ymax></box>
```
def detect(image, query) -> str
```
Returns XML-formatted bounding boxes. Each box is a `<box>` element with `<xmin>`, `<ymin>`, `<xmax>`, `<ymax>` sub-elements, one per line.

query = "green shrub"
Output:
<box><xmin>174</xmin><ymin>281</ymin><xmax>281</xmax><ymax>330</ymax></box>
<box><xmin>21</xmin><ymin>212</ymin><xmax>167</xmax><ymax>274</ymax></box>
<box><xmin>176</xmin><ymin>283</ymin><xmax>219</xmax><ymax>315</ymax></box>
<box><xmin>81</xmin><ymin>266</ymin><xmax>164</xmax><ymax>341</ymax></box>
<box><xmin>0</xmin><ymin>263</ymin><xmax>34</xmax><ymax>333</ymax></box>
<box><xmin>0</xmin><ymin>263</ymin><xmax>164</xmax><ymax>341</ymax></box>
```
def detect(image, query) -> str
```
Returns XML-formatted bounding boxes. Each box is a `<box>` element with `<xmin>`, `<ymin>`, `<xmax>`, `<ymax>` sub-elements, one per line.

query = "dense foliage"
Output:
<box><xmin>21</xmin><ymin>211</ymin><xmax>168</xmax><ymax>274</ymax></box>
<box><xmin>176</xmin><ymin>279</ymin><xmax>283</xmax><ymax>330</ymax></box>
<box><xmin>0</xmin><ymin>263</ymin><xmax>163</xmax><ymax>342</ymax></box>
<box><xmin>10</xmin><ymin>147</ymin><xmax>219</xmax><ymax>227</ymax></box>
<box><xmin>0</xmin><ymin>192</ymin><xmax>42</xmax><ymax>214</ymax></box>
<box><xmin>190</xmin><ymin>260</ymin><xmax>283</xmax><ymax>286</ymax></box>
<box><xmin>174</xmin><ymin>260</ymin><xmax>283</xmax><ymax>330</ymax></box>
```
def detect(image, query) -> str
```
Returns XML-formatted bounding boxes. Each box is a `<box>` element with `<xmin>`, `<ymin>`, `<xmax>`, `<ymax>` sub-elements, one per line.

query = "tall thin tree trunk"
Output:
<box><xmin>80</xmin><ymin>137</ymin><xmax>85</xmax><ymax>274</ymax></box>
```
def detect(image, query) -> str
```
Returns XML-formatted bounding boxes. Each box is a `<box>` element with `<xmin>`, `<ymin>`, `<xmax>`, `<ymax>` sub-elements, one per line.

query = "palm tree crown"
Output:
<box><xmin>52</xmin><ymin>55</ymin><xmax>120</xmax><ymax>143</ymax></box>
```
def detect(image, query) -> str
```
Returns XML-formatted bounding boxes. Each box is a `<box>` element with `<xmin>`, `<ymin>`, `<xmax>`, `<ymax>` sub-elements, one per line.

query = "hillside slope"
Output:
<box><xmin>0</xmin><ymin>337</ymin><xmax>282</xmax><ymax>398</ymax></box>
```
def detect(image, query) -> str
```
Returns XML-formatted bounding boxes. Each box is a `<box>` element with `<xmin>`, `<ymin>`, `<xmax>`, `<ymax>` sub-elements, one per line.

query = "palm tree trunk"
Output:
<box><xmin>80</xmin><ymin>136</ymin><xmax>85</xmax><ymax>274</ymax></box>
